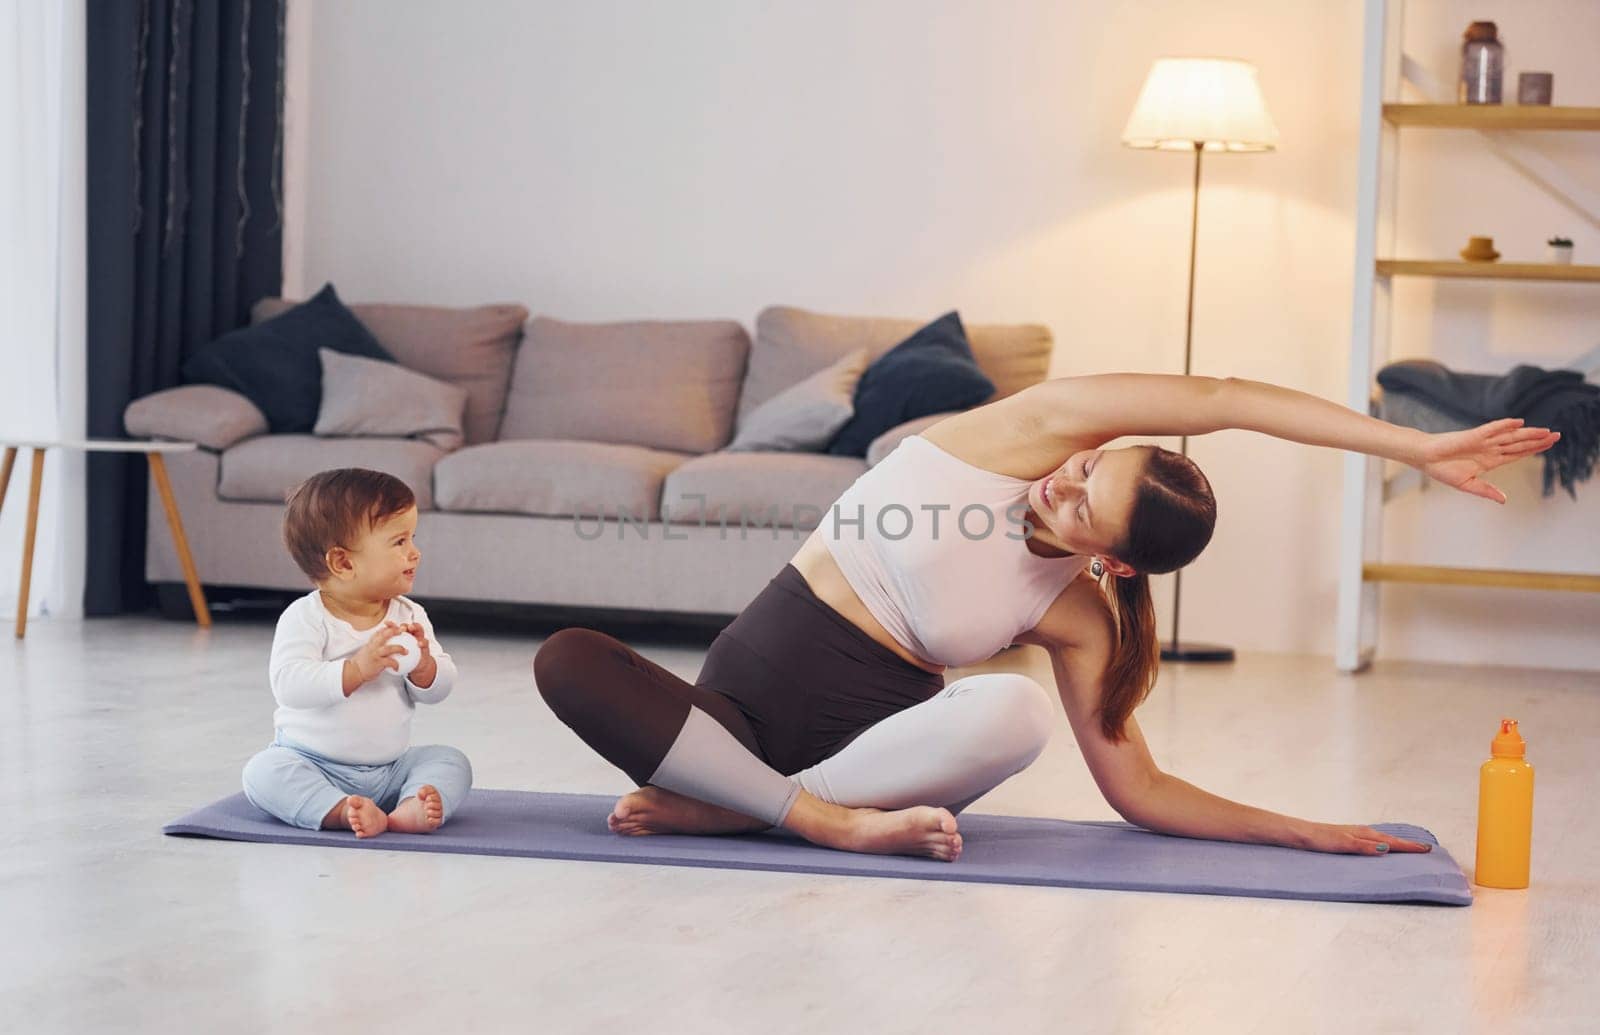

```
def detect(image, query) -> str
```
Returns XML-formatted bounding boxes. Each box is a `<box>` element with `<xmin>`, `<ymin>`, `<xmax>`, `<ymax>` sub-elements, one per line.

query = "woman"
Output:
<box><xmin>534</xmin><ymin>374</ymin><xmax>1557</xmax><ymax>861</ymax></box>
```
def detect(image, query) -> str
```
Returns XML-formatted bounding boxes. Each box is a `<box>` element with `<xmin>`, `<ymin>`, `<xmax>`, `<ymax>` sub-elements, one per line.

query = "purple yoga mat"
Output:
<box><xmin>164</xmin><ymin>789</ymin><xmax>1472</xmax><ymax>905</ymax></box>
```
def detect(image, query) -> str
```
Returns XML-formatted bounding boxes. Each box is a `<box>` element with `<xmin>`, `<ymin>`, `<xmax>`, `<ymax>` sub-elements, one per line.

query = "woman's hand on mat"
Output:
<box><xmin>348</xmin><ymin>622</ymin><xmax>407</xmax><ymax>685</ymax></box>
<box><xmin>1417</xmin><ymin>418</ymin><xmax>1561</xmax><ymax>504</ymax></box>
<box><xmin>1298</xmin><ymin>823</ymin><xmax>1432</xmax><ymax>856</ymax></box>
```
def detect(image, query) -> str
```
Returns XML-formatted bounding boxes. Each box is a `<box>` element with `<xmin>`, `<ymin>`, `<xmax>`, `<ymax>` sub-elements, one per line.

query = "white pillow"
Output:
<box><xmin>725</xmin><ymin>349</ymin><xmax>868</xmax><ymax>452</ymax></box>
<box><xmin>313</xmin><ymin>348</ymin><xmax>469</xmax><ymax>451</ymax></box>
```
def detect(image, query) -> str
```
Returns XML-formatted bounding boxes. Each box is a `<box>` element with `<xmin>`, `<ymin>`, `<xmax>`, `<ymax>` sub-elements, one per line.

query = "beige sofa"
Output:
<box><xmin>124</xmin><ymin>302</ymin><xmax>1054</xmax><ymax>620</ymax></box>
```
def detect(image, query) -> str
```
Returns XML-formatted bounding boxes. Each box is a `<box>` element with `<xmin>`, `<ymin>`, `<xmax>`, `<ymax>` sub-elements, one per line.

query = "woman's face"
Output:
<box><xmin>1027</xmin><ymin>445</ymin><xmax>1144</xmax><ymax>560</ymax></box>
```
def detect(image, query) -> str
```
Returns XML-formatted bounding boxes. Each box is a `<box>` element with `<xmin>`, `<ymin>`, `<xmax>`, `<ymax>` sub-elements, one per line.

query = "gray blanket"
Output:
<box><xmin>1378</xmin><ymin>359</ymin><xmax>1600</xmax><ymax>498</ymax></box>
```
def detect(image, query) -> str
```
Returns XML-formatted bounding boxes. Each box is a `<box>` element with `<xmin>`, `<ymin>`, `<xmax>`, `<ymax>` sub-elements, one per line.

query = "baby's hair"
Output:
<box><xmin>282</xmin><ymin>468</ymin><xmax>416</xmax><ymax>582</ymax></box>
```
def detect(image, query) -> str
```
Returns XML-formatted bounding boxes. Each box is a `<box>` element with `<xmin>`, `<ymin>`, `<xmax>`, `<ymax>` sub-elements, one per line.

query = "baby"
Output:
<box><xmin>241</xmin><ymin>468</ymin><xmax>472</xmax><ymax>838</ymax></box>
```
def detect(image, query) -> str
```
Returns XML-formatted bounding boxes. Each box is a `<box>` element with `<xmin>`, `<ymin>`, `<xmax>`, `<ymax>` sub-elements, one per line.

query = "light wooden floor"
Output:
<box><xmin>3</xmin><ymin>615</ymin><xmax>1596</xmax><ymax>1034</ymax></box>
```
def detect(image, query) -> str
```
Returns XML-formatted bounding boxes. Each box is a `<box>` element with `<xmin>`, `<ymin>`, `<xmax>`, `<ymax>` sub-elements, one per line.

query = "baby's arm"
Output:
<box><xmin>268</xmin><ymin>602</ymin><xmax>346</xmax><ymax>709</ymax></box>
<box><xmin>401</xmin><ymin>604</ymin><xmax>456</xmax><ymax>705</ymax></box>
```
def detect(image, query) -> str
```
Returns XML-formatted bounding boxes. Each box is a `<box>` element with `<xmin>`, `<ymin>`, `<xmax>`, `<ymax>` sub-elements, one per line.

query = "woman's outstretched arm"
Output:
<box><xmin>1029</xmin><ymin>585</ymin><xmax>1430</xmax><ymax>855</ymax></box>
<box><xmin>1027</xmin><ymin>373</ymin><xmax>1558</xmax><ymax>502</ymax></box>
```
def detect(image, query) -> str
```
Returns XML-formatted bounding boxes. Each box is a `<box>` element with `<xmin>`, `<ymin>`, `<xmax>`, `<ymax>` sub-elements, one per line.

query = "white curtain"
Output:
<box><xmin>1</xmin><ymin>0</ymin><xmax>84</xmax><ymax>621</ymax></box>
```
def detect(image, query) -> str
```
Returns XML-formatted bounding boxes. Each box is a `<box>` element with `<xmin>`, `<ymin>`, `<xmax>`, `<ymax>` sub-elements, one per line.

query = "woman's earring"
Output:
<box><xmin>1091</xmin><ymin>558</ymin><xmax>1105</xmax><ymax>578</ymax></box>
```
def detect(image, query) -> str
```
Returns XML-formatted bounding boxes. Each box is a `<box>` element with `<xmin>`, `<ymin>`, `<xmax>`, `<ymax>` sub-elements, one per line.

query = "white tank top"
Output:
<box><xmin>820</xmin><ymin>434</ymin><xmax>1088</xmax><ymax>668</ymax></box>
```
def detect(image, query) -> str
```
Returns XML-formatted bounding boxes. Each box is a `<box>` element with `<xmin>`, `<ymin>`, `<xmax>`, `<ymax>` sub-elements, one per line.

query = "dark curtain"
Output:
<box><xmin>85</xmin><ymin>0</ymin><xmax>284</xmax><ymax>614</ymax></box>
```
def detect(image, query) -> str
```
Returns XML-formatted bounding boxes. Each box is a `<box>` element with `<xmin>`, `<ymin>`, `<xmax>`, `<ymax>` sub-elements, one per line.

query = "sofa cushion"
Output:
<box><xmin>662</xmin><ymin>452</ymin><xmax>867</xmax><ymax>531</ymax></box>
<box><xmin>314</xmin><ymin>349</ymin><xmax>469</xmax><ymax>452</ymax></box>
<box><xmin>740</xmin><ymin>305</ymin><xmax>1053</xmax><ymax>423</ymax></box>
<box><xmin>254</xmin><ymin>296</ymin><xmax>529</xmax><ymax>445</ymax></box>
<box><xmin>498</xmin><ymin>316</ymin><xmax>749</xmax><ymax>454</ymax></box>
<box><xmin>185</xmin><ymin>284</ymin><xmax>394</xmax><ymax>433</ymax></box>
<box><xmin>433</xmin><ymin>440</ymin><xmax>690</xmax><ymax>520</ymax></box>
<box><xmin>219</xmin><ymin>435</ymin><xmax>445</xmax><ymax>509</ymax></box>
<box><xmin>124</xmin><ymin>385</ymin><xmax>268</xmax><ymax>451</ymax></box>
<box><xmin>726</xmin><ymin>348</ymin><xmax>867</xmax><ymax>453</ymax></box>
<box><xmin>827</xmin><ymin>312</ymin><xmax>995</xmax><ymax>457</ymax></box>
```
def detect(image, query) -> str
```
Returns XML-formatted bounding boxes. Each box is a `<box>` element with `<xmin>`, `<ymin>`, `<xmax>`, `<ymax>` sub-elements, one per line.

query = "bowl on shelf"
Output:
<box><xmin>1460</xmin><ymin>235</ymin><xmax>1500</xmax><ymax>262</ymax></box>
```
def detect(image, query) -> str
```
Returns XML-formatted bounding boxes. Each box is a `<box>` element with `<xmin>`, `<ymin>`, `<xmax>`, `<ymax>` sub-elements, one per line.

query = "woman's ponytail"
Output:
<box><xmin>1094</xmin><ymin>446</ymin><xmax>1216</xmax><ymax>742</ymax></box>
<box><xmin>1098</xmin><ymin>569</ymin><xmax>1158</xmax><ymax>742</ymax></box>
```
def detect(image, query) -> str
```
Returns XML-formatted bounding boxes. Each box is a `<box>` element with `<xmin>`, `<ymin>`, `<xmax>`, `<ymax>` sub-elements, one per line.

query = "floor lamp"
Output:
<box><xmin>1121</xmin><ymin>58</ymin><xmax>1279</xmax><ymax>664</ymax></box>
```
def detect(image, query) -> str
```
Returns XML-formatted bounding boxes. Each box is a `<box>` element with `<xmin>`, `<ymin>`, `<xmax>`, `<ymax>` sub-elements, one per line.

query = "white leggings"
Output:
<box><xmin>651</xmin><ymin>672</ymin><xmax>1055</xmax><ymax>825</ymax></box>
<box><xmin>792</xmin><ymin>672</ymin><xmax>1054</xmax><ymax>813</ymax></box>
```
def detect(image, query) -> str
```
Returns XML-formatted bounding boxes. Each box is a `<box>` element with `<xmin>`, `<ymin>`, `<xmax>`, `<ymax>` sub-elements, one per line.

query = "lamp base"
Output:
<box><xmin>1160</xmin><ymin>641</ymin><xmax>1236</xmax><ymax>663</ymax></box>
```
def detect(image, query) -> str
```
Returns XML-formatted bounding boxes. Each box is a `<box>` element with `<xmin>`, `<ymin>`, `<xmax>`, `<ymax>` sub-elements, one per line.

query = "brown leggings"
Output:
<box><xmin>533</xmin><ymin>564</ymin><xmax>944</xmax><ymax>784</ymax></box>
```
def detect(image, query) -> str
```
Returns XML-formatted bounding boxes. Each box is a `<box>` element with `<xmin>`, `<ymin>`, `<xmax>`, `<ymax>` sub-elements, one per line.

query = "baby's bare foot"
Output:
<box><xmin>609</xmin><ymin>786</ymin><xmax>767</xmax><ymax>836</ymax></box>
<box><xmin>344</xmin><ymin>795</ymin><xmax>388</xmax><ymax>839</ymax></box>
<box><xmin>388</xmin><ymin>785</ymin><xmax>445</xmax><ymax>833</ymax></box>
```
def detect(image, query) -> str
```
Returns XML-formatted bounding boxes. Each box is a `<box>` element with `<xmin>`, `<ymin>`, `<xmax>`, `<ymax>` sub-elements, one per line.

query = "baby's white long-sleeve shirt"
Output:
<box><xmin>268</xmin><ymin>591</ymin><xmax>457</xmax><ymax>764</ymax></box>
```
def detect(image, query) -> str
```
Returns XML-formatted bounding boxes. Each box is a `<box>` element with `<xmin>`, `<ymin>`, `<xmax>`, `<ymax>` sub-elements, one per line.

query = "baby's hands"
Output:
<box><xmin>401</xmin><ymin>621</ymin><xmax>432</xmax><ymax>660</ymax></box>
<box><xmin>349</xmin><ymin>621</ymin><xmax>406</xmax><ymax>686</ymax></box>
<box><xmin>402</xmin><ymin>621</ymin><xmax>439</xmax><ymax>686</ymax></box>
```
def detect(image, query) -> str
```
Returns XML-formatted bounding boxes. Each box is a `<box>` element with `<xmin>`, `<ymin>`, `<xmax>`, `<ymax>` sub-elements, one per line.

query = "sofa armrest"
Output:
<box><xmin>124</xmin><ymin>385</ymin><xmax>269</xmax><ymax>451</ymax></box>
<box><xmin>865</xmin><ymin>411</ymin><xmax>963</xmax><ymax>467</ymax></box>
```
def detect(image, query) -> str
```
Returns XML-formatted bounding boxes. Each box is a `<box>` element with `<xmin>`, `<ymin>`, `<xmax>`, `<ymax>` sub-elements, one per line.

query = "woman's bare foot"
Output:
<box><xmin>342</xmin><ymin>795</ymin><xmax>388</xmax><ymax>839</ymax></box>
<box><xmin>843</xmin><ymin>806</ymin><xmax>963</xmax><ymax>861</ymax></box>
<box><xmin>388</xmin><ymin>785</ymin><xmax>444</xmax><ymax>833</ymax></box>
<box><xmin>609</xmin><ymin>786</ymin><xmax>768</xmax><ymax>836</ymax></box>
<box><xmin>612</xmin><ymin>787</ymin><xmax>962</xmax><ymax>861</ymax></box>
<box><xmin>784</xmin><ymin>793</ymin><xmax>962</xmax><ymax>862</ymax></box>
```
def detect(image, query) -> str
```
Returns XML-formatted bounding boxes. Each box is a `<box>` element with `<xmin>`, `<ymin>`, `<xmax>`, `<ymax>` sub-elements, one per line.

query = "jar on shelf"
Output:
<box><xmin>1459</xmin><ymin>21</ymin><xmax>1504</xmax><ymax>105</ymax></box>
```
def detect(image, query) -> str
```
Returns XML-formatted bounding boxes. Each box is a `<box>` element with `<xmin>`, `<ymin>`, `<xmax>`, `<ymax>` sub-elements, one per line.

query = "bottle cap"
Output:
<box><xmin>1464</xmin><ymin>21</ymin><xmax>1498</xmax><ymax>42</ymax></box>
<box><xmin>1491</xmin><ymin>718</ymin><xmax>1525</xmax><ymax>758</ymax></box>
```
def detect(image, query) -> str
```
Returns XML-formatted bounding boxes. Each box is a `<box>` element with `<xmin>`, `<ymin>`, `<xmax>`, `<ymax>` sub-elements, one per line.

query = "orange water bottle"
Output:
<box><xmin>1474</xmin><ymin>719</ymin><xmax>1534</xmax><ymax>889</ymax></box>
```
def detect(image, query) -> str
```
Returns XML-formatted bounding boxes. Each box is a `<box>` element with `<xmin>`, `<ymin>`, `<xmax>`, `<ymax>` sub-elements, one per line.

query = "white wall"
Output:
<box><xmin>285</xmin><ymin>0</ymin><xmax>1599</xmax><ymax>668</ymax></box>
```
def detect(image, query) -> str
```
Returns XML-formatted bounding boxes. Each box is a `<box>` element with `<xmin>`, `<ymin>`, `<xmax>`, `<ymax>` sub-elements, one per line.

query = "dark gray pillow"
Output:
<box><xmin>181</xmin><ymin>283</ymin><xmax>393</xmax><ymax>432</ymax></box>
<box><xmin>827</xmin><ymin>312</ymin><xmax>995</xmax><ymax>457</ymax></box>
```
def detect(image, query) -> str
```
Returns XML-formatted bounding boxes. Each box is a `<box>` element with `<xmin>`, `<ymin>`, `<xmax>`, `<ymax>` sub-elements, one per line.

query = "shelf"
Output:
<box><xmin>1382</xmin><ymin>103</ymin><xmax>1600</xmax><ymax>130</ymax></box>
<box><xmin>1340</xmin><ymin>5</ymin><xmax>1600</xmax><ymax>672</ymax></box>
<box><xmin>1364</xmin><ymin>563</ymin><xmax>1600</xmax><ymax>594</ymax></box>
<box><xmin>1376</xmin><ymin>260</ymin><xmax>1600</xmax><ymax>283</ymax></box>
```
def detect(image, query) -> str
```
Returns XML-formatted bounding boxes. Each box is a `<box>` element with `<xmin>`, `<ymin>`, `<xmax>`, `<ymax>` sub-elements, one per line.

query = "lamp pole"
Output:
<box><xmin>1122</xmin><ymin>58</ymin><xmax>1276</xmax><ymax>664</ymax></box>
<box><xmin>1162</xmin><ymin>140</ymin><xmax>1235</xmax><ymax>664</ymax></box>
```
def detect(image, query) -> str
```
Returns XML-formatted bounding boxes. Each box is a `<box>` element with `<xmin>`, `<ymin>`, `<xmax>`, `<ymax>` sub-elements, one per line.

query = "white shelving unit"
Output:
<box><xmin>1335</xmin><ymin>0</ymin><xmax>1600</xmax><ymax>672</ymax></box>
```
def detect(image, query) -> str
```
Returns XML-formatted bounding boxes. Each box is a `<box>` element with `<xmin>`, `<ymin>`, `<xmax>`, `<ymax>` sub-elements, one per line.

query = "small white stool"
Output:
<box><xmin>0</xmin><ymin>439</ymin><xmax>210</xmax><ymax>638</ymax></box>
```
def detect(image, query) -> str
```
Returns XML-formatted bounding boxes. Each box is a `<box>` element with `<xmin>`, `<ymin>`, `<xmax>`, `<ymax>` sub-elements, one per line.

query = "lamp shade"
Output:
<box><xmin>1122</xmin><ymin>58</ymin><xmax>1278</xmax><ymax>152</ymax></box>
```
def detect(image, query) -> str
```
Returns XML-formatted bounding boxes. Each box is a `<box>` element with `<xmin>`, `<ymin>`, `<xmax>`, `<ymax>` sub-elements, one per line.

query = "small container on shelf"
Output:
<box><xmin>1459</xmin><ymin>21</ymin><xmax>1504</xmax><ymax>105</ymax></box>
<box><xmin>1517</xmin><ymin>71</ymin><xmax>1553</xmax><ymax>105</ymax></box>
<box><xmin>1548</xmin><ymin>237</ymin><xmax>1574</xmax><ymax>264</ymax></box>
<box><xmin>1460</xmin><ymin>235</ymin><xmax>1500</xmax><ymax>262</ymax></box>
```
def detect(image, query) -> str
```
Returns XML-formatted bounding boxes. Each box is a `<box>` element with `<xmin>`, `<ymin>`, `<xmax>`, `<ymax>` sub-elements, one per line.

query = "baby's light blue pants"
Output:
<box><xmin>242</xmin><ymin>735</ymin><xmax>473</xmax><ymax>830</ymax></box>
